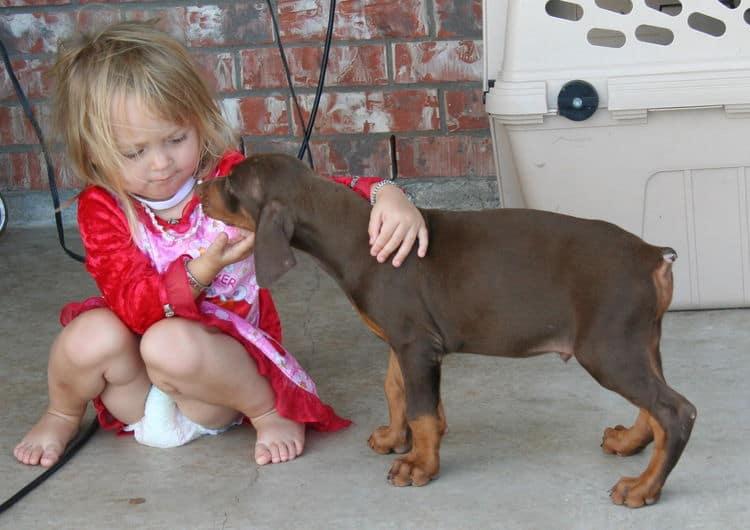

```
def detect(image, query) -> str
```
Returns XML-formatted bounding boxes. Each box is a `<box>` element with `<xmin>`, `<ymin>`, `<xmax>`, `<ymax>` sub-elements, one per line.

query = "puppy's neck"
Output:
<box><xmin>289</xmin><ymin>176</ymin><xmax>374</xmax><ymax>283</ymax></box>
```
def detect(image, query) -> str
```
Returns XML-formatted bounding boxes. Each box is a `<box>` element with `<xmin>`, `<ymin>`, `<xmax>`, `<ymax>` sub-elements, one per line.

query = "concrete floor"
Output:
<box><xmin>1</xmin><ymin>226</ymin><xmax>748</xmax><ymax>529</ymax></box>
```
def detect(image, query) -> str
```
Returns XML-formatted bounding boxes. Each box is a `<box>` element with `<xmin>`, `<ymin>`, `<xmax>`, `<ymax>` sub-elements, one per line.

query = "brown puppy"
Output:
<box><xmin>198</xmin><ymin>153</ymin><xmax>696</xmax><ymax>508</ymax></box>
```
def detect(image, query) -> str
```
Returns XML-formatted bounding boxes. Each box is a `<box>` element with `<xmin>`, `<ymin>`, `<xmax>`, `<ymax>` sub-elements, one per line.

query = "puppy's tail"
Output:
<box><xmin>661</xmin><ymin>247</ymin><xmax>677</xmax><ymax>263</ymax></box>
<box><xmin>653</xmin><ymin>247</ymin><xmax>677</xmax><ymax>313</ymax></box>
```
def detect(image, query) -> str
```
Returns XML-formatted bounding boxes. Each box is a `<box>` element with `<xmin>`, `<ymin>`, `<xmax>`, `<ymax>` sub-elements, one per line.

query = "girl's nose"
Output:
<box><xmin>150</xmin><ymin>147</ymin><xmax>172</xmax><ymax>171</ymax></box>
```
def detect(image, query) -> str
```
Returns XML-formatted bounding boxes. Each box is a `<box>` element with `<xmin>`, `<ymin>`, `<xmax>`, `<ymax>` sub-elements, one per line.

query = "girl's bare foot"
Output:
<box><xmin>13</xmin><ymin>410</ymin><xmax>81</xmax><ymax>467</ymax></box>
<box><xmin>250</xmin><ymin>409</ymin><xmax>305</xmax><ymax>465</ymax></box>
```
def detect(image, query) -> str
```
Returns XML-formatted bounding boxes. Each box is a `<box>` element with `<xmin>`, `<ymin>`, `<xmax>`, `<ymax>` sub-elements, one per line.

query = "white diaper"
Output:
<box><xmin>124</xmin><ymin>386</ymin><xmax>241</xmax><ymax>448</ymax></box>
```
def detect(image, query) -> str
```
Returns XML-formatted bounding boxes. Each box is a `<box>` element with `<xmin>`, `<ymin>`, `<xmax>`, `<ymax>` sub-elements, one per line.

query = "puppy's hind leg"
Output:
<box><xmin>602</xmin><ymin>407</ymin><xmax>653</xmax><ymax>456</ymax></box>
<box><xmin>578</xmin><ymin>342</ymin><xmax>696</xmax><ymax>507</ymax></box>
<box><xmin>608</xmin><ymin>382</ymin><xmax>695</xmax><ymax>508</ymax></box>
<box><xmin>602</xmin><ymin>256</ymin><xmax>679</xmax><ymax>457</ymax></box>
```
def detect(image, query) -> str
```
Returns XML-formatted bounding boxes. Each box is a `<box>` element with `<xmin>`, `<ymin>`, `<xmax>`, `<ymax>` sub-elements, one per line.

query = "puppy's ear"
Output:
<box><xmin>254</xmin><ymin>200</ymin><xmax>296</xmax><ymax>287</ymax></box>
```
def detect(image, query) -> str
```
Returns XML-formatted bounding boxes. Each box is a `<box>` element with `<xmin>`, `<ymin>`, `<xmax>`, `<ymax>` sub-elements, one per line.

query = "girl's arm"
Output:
<box><xmin>329</xmin><ymin>176</ymin><xmax>428</xmax><ymax>267</ymax></box>
<box><xmin>219</xmin><ymin>152</ymin><xmax>429</xmax><ymax>267</ymax></box>
<box><xmin>77</xmin><ymin>187</ymin><xmax>203</xmax><ymax>334</ymax></box>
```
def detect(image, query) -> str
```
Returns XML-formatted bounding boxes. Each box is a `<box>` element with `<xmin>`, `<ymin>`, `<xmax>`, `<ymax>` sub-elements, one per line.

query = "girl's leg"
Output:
<box><xmin>14</xmin><ymin>309</ymin><xmax>151</xmax><ymax>467</ymax></box>
<box><xmin>140</xmin><ymin>318</ymin><xmax>304</xmax><ymax>465</ymax></box>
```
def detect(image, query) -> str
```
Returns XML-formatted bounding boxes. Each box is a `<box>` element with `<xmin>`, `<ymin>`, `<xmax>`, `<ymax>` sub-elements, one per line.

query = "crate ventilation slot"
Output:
<box><xmin>545</xmin><ymin>0</ymin><xmax>750</xmax><ymax>48</ymax></box>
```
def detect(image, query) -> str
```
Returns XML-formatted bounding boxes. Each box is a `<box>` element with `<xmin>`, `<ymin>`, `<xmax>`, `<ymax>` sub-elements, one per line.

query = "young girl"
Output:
<box><xmin>13</xmin><ymin>20</ymin><xmax>428</xmax><ymax>468</ymax></box>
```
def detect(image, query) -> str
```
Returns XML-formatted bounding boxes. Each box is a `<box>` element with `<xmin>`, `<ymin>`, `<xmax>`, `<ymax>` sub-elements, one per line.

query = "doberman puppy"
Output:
<box><xmin>198</xmin><ymin>153</ymin><xmax>696</xmax><ymax>508</ymax></box>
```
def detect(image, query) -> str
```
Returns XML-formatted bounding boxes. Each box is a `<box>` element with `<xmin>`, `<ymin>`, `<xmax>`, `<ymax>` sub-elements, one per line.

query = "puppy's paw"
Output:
<box><xmin>368</xmin><ymin>425</ymin><xmax>411</xmax><ymax>455</ymax></box>
<box><xmin>602</xmin><ymin>424</ymin><xmax>651</xmax><ymax>456</ymax></box>
<box><xmin>610</xmin><ymin>476</ymin><xmax>662</xmax><ymax>508</ymax></box>
<box><xmin>386</xmin><ymin>454</ymin><xmax>438</xmax><ymax>487</ymax></box>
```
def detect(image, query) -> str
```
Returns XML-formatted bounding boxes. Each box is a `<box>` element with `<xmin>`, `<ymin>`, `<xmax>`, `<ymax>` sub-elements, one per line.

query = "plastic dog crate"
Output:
<box><xmin>483</xmin><ymin>0</ymin><xmax>750</xmax><ymax>310</ymax></box>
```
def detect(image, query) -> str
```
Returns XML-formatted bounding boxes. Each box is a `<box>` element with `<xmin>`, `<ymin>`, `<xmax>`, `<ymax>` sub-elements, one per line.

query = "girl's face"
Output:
<box><xmin>111</xmin><ymin>93</ymin><xmax>201</xmax><ymax>201</ymax></box>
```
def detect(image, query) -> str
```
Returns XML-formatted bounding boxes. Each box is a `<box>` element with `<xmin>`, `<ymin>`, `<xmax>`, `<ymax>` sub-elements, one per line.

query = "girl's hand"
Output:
<box><xmin>205</xmin><ymin>230</ymin><xmax>256</xmax><ymax>268</ymax></box>
<box><xmin>189</xmin><ymin>231</ymin><xmax>256</xmax><ymax>284</ymax></box>
<box><xmin>368</xmin><ymin>184</ymin><xmax>428</xmax><ymax>267</ymax></box>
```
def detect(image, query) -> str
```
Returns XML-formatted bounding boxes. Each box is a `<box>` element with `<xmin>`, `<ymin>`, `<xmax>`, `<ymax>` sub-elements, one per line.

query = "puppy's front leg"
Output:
<box><xmin>386</xmin><ymin>346</ymin><xmax>444</xmax><ymax>487</ymax></box>
<box><xmin>368</xmin><ymin>349</ymin><xmax>412</xmax><ymax>454</ymax></box>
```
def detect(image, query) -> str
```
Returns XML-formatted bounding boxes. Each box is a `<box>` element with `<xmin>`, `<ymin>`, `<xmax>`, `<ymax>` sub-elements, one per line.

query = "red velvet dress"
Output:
<box><xmin>62</xmin><ymin>151</ymin><xmax>384</xmax><ymax>435</ymax></box>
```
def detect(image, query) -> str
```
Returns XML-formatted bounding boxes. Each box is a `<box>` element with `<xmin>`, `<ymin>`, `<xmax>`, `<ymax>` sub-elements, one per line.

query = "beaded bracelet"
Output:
<box><xmin>184</xmin><ymin>257</ymin><xmax>211</xmax><ymax>291</ymax></box>
<box><xmin>370</xmin><ymin>180</ymin><xmax>415</xmax><ymax>205</ymax></box>
<box><xmin>370</xmin><ymin>180</ymin><xmax>396</xmax><ymax>205</ymax></box>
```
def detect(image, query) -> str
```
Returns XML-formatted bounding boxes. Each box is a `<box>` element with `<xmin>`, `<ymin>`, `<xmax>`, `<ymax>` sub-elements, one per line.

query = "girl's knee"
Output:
<box><xmin>55</xmin><ymin>308</ymin><xmax>137</xmax><ymax>367</ymax></box>
<box><xmin>140</xmin><ymin>319</ymin><xmax>203</xmax><ymax>377</ymax></box>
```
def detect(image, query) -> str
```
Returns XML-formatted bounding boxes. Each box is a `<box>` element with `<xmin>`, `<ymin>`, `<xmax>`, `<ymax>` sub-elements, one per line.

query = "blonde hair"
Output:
<box><xmin>50</xmin><ymin>19</ymin><xmax>236</xmax><ymax>235</ymax></box>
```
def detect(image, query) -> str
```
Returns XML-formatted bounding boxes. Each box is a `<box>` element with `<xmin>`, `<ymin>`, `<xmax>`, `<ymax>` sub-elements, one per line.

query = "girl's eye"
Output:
<box><xmin>170</xmin><ymin>134</ymin><xmax>187</xmax><ymax>144</ymax></box>
<box><xmin>123</xmin><ymin>149</ymin><xmax>143</xmax><ymax>160</ymax></box>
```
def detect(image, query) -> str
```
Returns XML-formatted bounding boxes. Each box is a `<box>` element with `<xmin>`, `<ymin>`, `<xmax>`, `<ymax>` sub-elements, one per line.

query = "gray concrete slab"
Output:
<box><xmin>0</xmin><ymin>227</ymin><xmax>748</xmax><ymax>530</ymax></box>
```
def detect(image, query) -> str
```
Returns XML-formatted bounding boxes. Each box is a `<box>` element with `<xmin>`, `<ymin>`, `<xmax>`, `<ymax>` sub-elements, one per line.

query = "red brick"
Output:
<box><xmin>0</xmin><ymin>108</ymin><xmax>10</xmax><ymax>145</ymax></box>
<box><xmin>0</xmin><ymin>153</ymin><xmax>11</xmax><ymax>188</ymax></box>
<box><xmin>220</xmin><ymin>3</ymin><xmax>276</xmax><ymax>45</ymax></box>
<box><xmin>0</xmin><ymin>151</ymin><xmax>43</xmax><ymax>189</ymax></box>
<box><xmin>396</xmin><ymin>135</ymin><xmax>495</xmax><ymax>178</ymax></box>
<box><xmin>242</xmin><ymin>138</ymin><xmax>300</xmax><ymax>158</ymax></box>
<box><xmin>185</xmin><ymin>5</ymin><xmax>229</xmax><ymax>47</ymax></box>
<box><xmin>0</xmin><ymin>105</ymin><xmax>32</xmax><ymax>144</ymax></box>
<box><xmin>0</xmin><ymin>102</ymin><xmax>54</xmax><ymax>145</ymax></box>
<box><xmin>241</xmin><ymin>137</ymin><xmax>392</xmax><ymax>178</ymax></box>
<box><xmin>234</xmin><ymin>95</ymin><xmax>290</xmax><ymax>136</ymax></box>
<box><xmin>50</xmin><ymin>150</ymin><xmax>76</xmax><ymax>188</ymax></box>
<box><xmin>444</xmin><ymin>89</ymin><xmax>489</xmax><ymax>132</ymax></box>
<box><xmin>0</xmin><ymin>11</ymin><xmax>77</xmax><ymax>53</ymax></box>
<box><xmin>272</xmin><ymin>0</ymin><xmax>328</xmax><ymax>42</ymax></box>
<box><xmin>308</xmin><ymin>138</ymin><xmax>393</xmax><ymax>177</ymax></box>
<box><xmin>1</xmin><ymin>149</ymin><xmax>70</xmax><ymax>190</ymax></box>
<box><xmin>346</xmin><ymin>0</ymin><xmax>429</xmax><ymax>39</ymax></box>
<box><xmin>315</xmin><ymin>45</ymin><xmax>388</xmax><ymax>87</ymax></box>
<box><xmin>434</xmin><ymin>0</ymin><xmax>482</xmax><ymax>38</ymax></box>
<box><xmin>0</xmin><ymin>0</ymin><xmax>70</xmax><ymax>6</ymax></box>
<box><xmin>73</xmin><ymin>8</ymin><xmax>121</xmax><ymax>34</ymax></box>
<box><xmin>240</xmin><ymin>44</ymin><xmax>387</xmax><ymax>90</ymax></box>
<box><xmin>292</xmin><ymin>90</ymin><xmax>440</xmax><ymax>135</ymax></box>
<box><xmin>275</xmin><ymin>0</ymin><xmax>428</xmax><ymax>41</ymax></box>
<box><xmin>192</xmin><ymin>51</ymin><xmax>236</xmax><ymax>94</ymax></box>
<box><xmin>78</xmin><ymin>0</ymin><xmax>157</xmax><ymax>3</ymax></box>
<box><xmin>0</xmin><ymin>57</ymin><xmax>55</xmax><ymax>101</ymax></box>
<box><xmin>394</xmin><ymin>40</ymin><xmax>482</xmax><ymax>83</ymax></box>
<box><xmin>239</xmin><ymin>48</ymin><xmax>286</xmax><ymax>90</ymax></box>
<box><xmin>124</xmin><ymin>4</ymin><xmax>273</xmax><ymax>47</ymax></box>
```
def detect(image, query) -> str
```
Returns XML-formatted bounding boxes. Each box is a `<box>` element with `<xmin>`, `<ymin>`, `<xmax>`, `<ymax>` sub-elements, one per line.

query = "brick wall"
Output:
<box><xmin>0</xmin><ymin>0</ymin><xmax>494</xmax><ymax>192</ymax></box>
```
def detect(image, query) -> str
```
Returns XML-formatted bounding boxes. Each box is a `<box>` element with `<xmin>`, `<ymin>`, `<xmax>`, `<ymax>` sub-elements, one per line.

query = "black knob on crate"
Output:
<box><xmin>558</xmin><ymin>80</ymin><xmax>598</xmax><ymax>121</ymax></box>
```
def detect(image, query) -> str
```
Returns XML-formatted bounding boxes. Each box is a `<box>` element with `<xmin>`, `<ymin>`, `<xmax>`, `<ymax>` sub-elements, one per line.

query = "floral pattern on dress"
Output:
<box><xmin>135</xmin><ymin>202</ymin><xmax>317</xmax><ymax>394</ymax></box>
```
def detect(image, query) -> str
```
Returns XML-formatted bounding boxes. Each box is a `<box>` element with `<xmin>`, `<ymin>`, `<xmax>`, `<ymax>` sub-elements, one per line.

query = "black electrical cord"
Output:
<box><xmin>297</xmin><ymin>0</ymin><xmax>336</xmax><ymax>162</ymax></box>
<box><xmin>265</xmin><ymin>0</ymin><xmax>336</xmax><ymax>166</ymax></box>
<box><xmin>0</xmin><ymin>39</ymin><xmax>85</xmax><ymax>264</ymax></box>
<box><xmin>0</xmin><ymin>418</ymin><xmax>99</xmax><ymax>515</ymax></box>
<box><xmin>265</xmin><ymin>0</ymin><xmax>314</xmax><ymax>168</ymax></box>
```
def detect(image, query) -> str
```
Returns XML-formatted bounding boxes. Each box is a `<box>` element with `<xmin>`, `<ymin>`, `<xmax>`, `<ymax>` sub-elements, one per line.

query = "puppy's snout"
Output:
<box><xmin>196</xmin><ymin>180</ymin><xmax>217</xmax><ymax>216</ymax></box>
